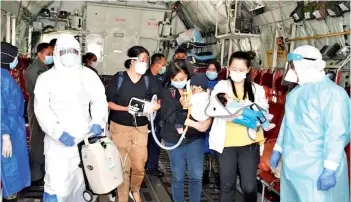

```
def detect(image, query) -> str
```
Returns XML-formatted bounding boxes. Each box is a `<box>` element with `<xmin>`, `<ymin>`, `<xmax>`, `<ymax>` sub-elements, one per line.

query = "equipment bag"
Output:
<box><xmin>338</xmin><ymin>1</ymin><xmax>350</xmax><ymax>13</ymax></box>
<box><xmin>290</xmin><ymin>1</ymin><xmax>305</xmax><ymax>23</ymax></box>
<box><xmin>312</xmin><ymin>1</ymin><xmax>328</xmax><ymax>20</ymax></box>
<box><xmin>303</xmin><ymin>2</ymin><xmax>316</xmax><ymax>20</ymax></box>
<box><xmin>326</xmin><ymin>1</ymin><xmax>343</xmax><ymax>17</ymax></box>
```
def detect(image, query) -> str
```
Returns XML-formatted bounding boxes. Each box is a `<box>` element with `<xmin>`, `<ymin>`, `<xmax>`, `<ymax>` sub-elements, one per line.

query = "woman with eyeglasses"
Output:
<box><xmin>209</xmin><ymin>51</ymin><xmax>268</xmax><ymax>202</ymax></box>
<box><xmin>159</xmin><ymin>59</ymin><xmax>212</xmax><ymax>202</ymax></box>
<box><xmin>106</xmin><ymin>46</ymin><xmax>161</xmax><ymax>202</ymax></box>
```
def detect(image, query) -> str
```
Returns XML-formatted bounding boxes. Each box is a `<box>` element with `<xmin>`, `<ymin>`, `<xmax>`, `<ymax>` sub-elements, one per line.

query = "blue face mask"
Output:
<box><xmin>206</xmin><ymin>71</ymin><xmax>218</xmax><ymax>80</ymax></box>
<box><xmin>9</xmin><ymin>57</ymin><xmax>18</xmax><ymax>69</ymax></box>
<box><xmin>171</xmin><ymin>80</ymin><xmax>187</xmax><ymax>89</ymax></box>
<box><xmin>159</xmin><ymin>66</ymin><xmax>166</xmax><ymax>75</ymax></box>
<box><xmin>44</xmin><ymin>56</ymin><xmax>54</xmax><ymax>65</ymax></box>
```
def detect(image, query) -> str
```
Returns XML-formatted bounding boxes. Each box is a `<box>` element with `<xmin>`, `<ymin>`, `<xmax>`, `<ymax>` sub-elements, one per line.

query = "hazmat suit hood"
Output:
<box><xmin>53</xmin><ymin>34</ymin><xmax>82</xmax><ymax>75</ymax></box>
<box><xmin>1</xmin><ymin>42</ymin><xmax>18</xmax><ymax>69</ymax></box>
<box><xmin>292</xmin><ymin>45</ymin><xmax>326</xmax><ymax>85</ymax></box>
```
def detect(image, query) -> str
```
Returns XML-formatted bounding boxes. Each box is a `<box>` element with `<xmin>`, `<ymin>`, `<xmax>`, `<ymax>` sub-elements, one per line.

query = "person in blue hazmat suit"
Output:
<box><xmin>34</xmin><ymin>34</ymin><xmax>108</xmax><ymax>202</ymax></box>
<box><xmin>270</xmin><ymin>45</ymin><xmax>350</xmax><ymax>202</ymax></box>
<box><xmin>1</xmin><ymin>42</ymin><xmax>31</xmax><ymax>201</ymax></box>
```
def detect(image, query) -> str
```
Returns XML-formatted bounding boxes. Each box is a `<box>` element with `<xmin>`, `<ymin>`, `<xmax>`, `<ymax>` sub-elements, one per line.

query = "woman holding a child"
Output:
<box><xmin>209</xmin><ymin>51</ymin><xmax>269</xmax><ymax>202</ymax></box>
<box><xmin>159</xmin><ymin>59</ymin><xmax>212</xmax><ymax>202</ymax></box>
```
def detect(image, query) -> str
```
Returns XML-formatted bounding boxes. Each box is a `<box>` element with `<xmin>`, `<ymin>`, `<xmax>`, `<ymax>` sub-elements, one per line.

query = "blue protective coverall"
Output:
<box><xmin>1</xmin><ymin>68</ymin><xmax>31</xmax><ymax>197</ymax></box>
<box><xmin>277</xmin><ymin>76</ymin><xmax>350</xmax><ymax>202</ymax></box>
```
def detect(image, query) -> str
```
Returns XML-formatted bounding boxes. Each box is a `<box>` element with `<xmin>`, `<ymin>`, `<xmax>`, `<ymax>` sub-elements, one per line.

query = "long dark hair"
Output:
<box><xmin>228</xmin><ymin>51</ymin><xmax>255</xmax><ymax>102</ymax></box>
<box><xmin>162</xmin><ymin>59</ymin><xmax>191</xmax><ymax>88</ymax></box>
<box><xmin>124</xmin><ymin>46</ymin><xmax>149</xmax><ymax>69</ymax></box>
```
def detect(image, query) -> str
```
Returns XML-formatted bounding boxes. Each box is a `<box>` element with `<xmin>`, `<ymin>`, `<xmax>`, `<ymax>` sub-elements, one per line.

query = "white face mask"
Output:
<box><xmin>91</xmin><ymin>61</ymin><xmax>98</xmax><ymax>68</ymax></box>
<box><xmin>135</xmin><ymin>61</ymin><xmax>148</xmax><ymax>75</ymax></box>
<box><xmin>284</xmin><ymin>69</ymin><xmax>298</xmax><ymax>83</ymax></box>
<box><xmin>60</xmin><ymin>54</ymin><xmax>81</xmax><ymax>67</ymax></box>
<box><xmin>230</xmin><ymin>71</ymin><xmax>246</xmax><ymax>82</ymax></box>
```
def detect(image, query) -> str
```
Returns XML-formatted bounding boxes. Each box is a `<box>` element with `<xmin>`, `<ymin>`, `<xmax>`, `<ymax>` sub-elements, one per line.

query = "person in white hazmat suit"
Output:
<box><xmin>34</xmin><ymin>34</ymin><xmax>108</xmax><ymax>202</ymax></box>
<box><xmin>270</xmin><ymin>45</ymin><xmax>350</xmax><ymax>202</ymax></box>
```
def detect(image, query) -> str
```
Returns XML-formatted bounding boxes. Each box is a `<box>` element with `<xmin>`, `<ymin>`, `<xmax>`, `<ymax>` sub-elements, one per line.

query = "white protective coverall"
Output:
<box><xmin>34</xmin><ymin>34</ymin><xmax>108</xmax><ymax>201</ymax></box>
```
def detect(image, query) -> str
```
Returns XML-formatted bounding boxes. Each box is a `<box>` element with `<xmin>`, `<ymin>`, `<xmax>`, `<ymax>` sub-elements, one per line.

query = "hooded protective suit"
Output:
<box><xmin>1</xmin><ymin>42</ymin><xmax>31</xmax><ymax>198</ymax></box>
<box><xmin>34</xmin><ymin>34</ymin><xmax>108</xmax><ymax>201</ymax></box>
<box><xmin>272</xmin><ymin>45</ymin><xmax>350</xmax><ymax>202</ymax></box>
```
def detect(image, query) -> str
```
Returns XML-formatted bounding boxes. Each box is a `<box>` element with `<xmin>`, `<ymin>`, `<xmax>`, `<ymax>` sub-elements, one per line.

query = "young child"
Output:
<box><xmin>175</xmin><ymin>73</ymin><xmax>210</xmax><ymax>134</ymax></box>
<box><xmin>215</xmin><ymin>92</ymin><xmax>276</xmax><ymax>132</ymax></box>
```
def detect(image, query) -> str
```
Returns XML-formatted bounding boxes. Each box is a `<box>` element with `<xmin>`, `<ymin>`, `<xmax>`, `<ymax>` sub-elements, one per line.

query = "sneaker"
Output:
<box><xmin>146</xmin><ymin>169</ymin><xmax>164</xmax><ymax>177</ymax></box>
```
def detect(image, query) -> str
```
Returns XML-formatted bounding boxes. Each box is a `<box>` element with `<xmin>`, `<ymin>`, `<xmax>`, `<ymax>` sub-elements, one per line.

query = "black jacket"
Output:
<box><xmin>159</xmin><ymin>86</ymin><xmax>205</xmax><ymax>145</ymax></box>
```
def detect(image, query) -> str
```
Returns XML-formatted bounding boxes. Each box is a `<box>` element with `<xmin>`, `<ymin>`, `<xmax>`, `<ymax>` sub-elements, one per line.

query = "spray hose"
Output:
<box><xmin>149</xmin><ymin>94</ymin><xmax>191</xmax><ymax>150</ymax></box>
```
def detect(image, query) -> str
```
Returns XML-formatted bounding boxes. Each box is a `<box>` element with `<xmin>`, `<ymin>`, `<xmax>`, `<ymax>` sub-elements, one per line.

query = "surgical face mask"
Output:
<box><xmin>44</xmin><ymin>56</ymin><xmax>54</xmax><ymax>65</ymax></box>
<box><xmin>135</xmin><ymin>61</ymin><xmax>148</xmax><ymax>75</ymax></box>
<box><xmin>159</xmin><ymin>66</ymin><xmax>166</xmax><ymax>75</ymax></box>
<box><xmin>171</xmin><ymin>80</ymin><xmax>187</xmax><ymax>89</ymax></box>
<box><xmin>9</xmin><ymin>57</ymin><xmax>18</xmax><ymax>69</ymax></box>
<box><xmin>230</xmin><ymin>71</ymin><xmax>246</xmax><ymax>82</ymax></box>
<box><xmin>91</xmin><ymin>61</ymin><xmax>98</xmax><ymax>68</ymax></box>
<box><xmin>284</xmin><ymin>69</ymin><xmax>298</xmax><ymax>83</ymax></box>
<box><xmin>206</xmin><ymin>71</ymin><xmax>218</xmax><ymax>80</ymax></box>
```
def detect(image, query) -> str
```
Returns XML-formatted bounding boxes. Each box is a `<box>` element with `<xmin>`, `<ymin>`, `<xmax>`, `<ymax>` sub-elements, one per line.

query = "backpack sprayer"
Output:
<box><xmin>127</xmin><ymin>83</ymin><xmax>192</xmax><ymax>150</ymax></box>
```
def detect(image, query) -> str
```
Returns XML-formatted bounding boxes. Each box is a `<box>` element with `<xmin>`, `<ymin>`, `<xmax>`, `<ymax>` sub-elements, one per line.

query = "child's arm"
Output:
<box><xmin>175</xmin><ymin>124</ymin><xmax>184</xmax><ymax>134</ymax></box>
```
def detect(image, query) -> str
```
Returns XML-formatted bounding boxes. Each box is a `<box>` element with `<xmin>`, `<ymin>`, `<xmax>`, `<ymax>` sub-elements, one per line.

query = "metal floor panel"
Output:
<box><xmin>17</xmin><ymin>150</ymin><xmax>267</xmax><ymax>202</ymax></box>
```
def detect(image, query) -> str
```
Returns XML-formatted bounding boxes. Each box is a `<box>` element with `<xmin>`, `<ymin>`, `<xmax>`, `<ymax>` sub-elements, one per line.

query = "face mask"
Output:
<box><xmin>206</xmin><ymin>71</ymin><xmax>218</xmax><ymax>80</ymax></box>
<box><xmin>159</xmin><ymin>66</ymin><xmax>166</xmax><ymax>75</ymax></box>
<box><xmin>135</xmin><ymin>61</ymin><xmax>148</xmax><ymax>75</ymax></box>
<box><xmin>230</xmin><ymin>71</ymin><xmax>246</xmax><ymax>82</ymax></box>
<box><xmin>91</xmin><ymin>61</ymin><xmax>98</xmax><ymax>68</ymax></box>
<box><xmin>61</xmin><ymin>54</ymin><xmax>81</xmax><ymax>67</ymax></box>
<box><xmin>44</xmin><ymin>56</ymin><xmax>54</xmax><ymax>65</ymax></box>
<box><xmin>284</xmin><ymin>69</ymin><xmax>298</xmax><ymax>83</ymax></box>
<box><xmin>9</xmin><ymin>57</ymin><xmax>18</xmax><ymax>69</ymax></box>
<box><xmin>171</xmin><ymin>80</ymin><xmax>187</xmax><ymax>89</ymax></box>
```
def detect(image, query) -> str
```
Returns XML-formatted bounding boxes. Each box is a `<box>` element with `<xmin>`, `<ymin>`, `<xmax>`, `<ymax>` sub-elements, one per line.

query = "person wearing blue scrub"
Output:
<box><xmin>270</xmin><ymin>45</ymin><xmax>350</xmax><ymax>202</ymax></box>
<box><xmin>1</xmin><ymin>42</ymin><xmax>31</xmax><ymax>201</ymax></box>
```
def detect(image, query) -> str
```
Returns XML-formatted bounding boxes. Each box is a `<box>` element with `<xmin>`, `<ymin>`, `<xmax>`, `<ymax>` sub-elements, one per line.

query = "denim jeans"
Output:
<box><xmin>166</xmin><ymin>138</ymin><xmax>204</xmax><ymax>202</ymax></box>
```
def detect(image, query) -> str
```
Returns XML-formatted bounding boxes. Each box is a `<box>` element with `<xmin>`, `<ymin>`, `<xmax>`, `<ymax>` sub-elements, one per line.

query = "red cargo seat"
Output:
<box><xmin>346</xmin><ymin>143</ymin><xmax>350</xmax><ymax>185</ymax></box>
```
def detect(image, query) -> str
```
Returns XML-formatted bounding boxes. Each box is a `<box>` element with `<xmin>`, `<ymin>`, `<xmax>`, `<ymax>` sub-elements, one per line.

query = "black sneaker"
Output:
<box><xmin>146</xmin><ymin>169</ymin><xmax>164</xmax><ymax>177</ymax></box>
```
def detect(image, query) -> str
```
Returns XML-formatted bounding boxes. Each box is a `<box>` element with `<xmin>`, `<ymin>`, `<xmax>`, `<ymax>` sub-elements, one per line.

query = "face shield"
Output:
<box><xmin>58</xmin><ymin>48</ymin><xmax>81</xmax><ymax>67</ymax></box>
<box><xmin>283</xmin><ymin>53</ymin><xmax>317</xmax><ymax>83</ymax></box>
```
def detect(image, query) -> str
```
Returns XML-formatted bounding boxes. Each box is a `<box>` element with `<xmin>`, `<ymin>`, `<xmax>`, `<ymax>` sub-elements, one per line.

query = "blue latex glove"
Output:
<box><xmin>317</xmin><ymin>168</ymin><xmax>336</xmax><ymax>191</ymax></box>
<box><xmin>242</xmin><ymin>108</ymin><xmax>264</xmax><ymax>121</ymax></box>
<box><xmin>90</xmin><ymin>124</ymin><xmax>103</xmax><ymax>137</ymax></box>
<box><xmin>58</xmin><ymin>132</ymin><xmax>75</xmax><ymax>147</ymax></box>
<box><xmin>232</xmin><ymin>116</ymin><xmax>257</xmax><ymax>129</ymax></box>
<box><xmin>270</xmin><ymin>150</ymin><xmax>281</xmax><ymax>168</ymax></box>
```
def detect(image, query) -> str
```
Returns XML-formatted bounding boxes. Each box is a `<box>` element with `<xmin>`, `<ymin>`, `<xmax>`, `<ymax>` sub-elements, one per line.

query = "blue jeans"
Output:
<box><xmin>166</xmin><ymin>138</ymin><xmax>204</xmax><ymax>202</ymax></box>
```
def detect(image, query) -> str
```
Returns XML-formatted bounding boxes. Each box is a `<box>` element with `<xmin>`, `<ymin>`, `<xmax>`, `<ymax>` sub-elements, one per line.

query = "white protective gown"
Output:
<box><xmin>34</xmin><ymin>34</ymin><xmax>108</xmax><ymax>201</ymax></box>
